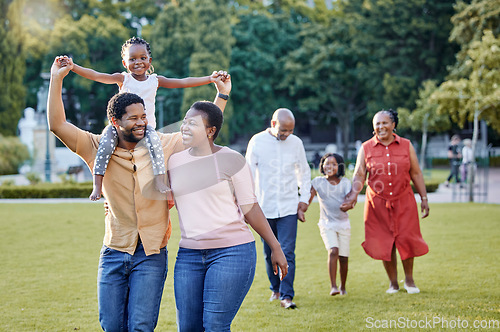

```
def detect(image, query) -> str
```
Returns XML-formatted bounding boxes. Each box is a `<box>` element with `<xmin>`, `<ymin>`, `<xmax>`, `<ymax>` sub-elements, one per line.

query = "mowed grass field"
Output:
<box><xmin>1</xmin><ymin>202</ymin><xmax>499</xmax><ymax>331</ymax></box>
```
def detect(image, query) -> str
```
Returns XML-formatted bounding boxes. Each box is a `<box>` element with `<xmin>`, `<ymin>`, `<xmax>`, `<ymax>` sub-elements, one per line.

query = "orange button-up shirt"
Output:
<box><xmin>73</xmin><ymin>129</ymin><xmax>183</xmax><ymax>255</ymax></box>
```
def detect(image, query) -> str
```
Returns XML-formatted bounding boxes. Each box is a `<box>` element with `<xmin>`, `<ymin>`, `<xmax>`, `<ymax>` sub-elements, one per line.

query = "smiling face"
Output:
<box><xmin>373</xmin><ymin>112</ymin><xmax>395</xmax><ymax>142</ymax></box>
<box><xmin>122</xmin><ymin>44</ymin><xmax>152</xmax><ymax>79</ymax></box>
<box><xmin>113</xmin><ymin>103</ymin><xmax>148</xmax><ymax>143</ymax></box>
<box><xmin>180</xmin><ymin>109</ymin><xmax>214</xmax><ymax>148</ymax></box>
<box><xmin>322</xmin><ymin>156</ymin><xmax>339</xmax><ymax>177</ymax></box>
<box><xmin>271</xmin><ymin>118</ymin><xmax>295</xmax><ymax>141</ymax></box>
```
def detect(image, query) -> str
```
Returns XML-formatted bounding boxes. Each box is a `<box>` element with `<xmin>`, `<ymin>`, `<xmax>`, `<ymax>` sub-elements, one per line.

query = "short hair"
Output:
<box><xmin>319</xmin><ymin>153</ymin><xmax>345</xmax><ymax>177</ymax></box>
<box><xmin>121</xmin><ymin>36</ymin><xmax>152</xmax><ymax>58</ymax></box>
<box><xmin>376</xmin><ymin>108</ymin><xmax>399</xmax><ymax>128</ymax></box>
<box><xmin>190</xmin><ymin>101</ymin><xmax>223</xmax><ymax>139</ymax></box>
<box><xmin>107</xmin><ymin>92</ymin><xmax>145</xmax><ymax>121</ymax></box>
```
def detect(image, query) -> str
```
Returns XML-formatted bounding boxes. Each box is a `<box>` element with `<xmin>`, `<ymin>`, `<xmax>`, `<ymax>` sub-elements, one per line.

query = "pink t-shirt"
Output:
<box><xmin>168</xmin><ymin>147</ymin><xmax>257</xmax><ymax>249</ymax></box>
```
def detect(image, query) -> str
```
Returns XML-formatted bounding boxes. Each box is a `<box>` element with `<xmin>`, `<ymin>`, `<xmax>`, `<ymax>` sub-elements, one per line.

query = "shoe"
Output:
<box><xmin>280</xmin><ymin>298</ymin><xmax>297</xmax><ymax>309</ymax></box>
<box><xmin>386</xmin><ymin>286</ymin><xmax>399</xmax><ymax>294</ymax></box>
<box><xmin>269</xmin><ymin>292</ymin><xmax>280</xmax><ymax>302</ymax></box>
<box><xmin>340</xmin><ymin>289</ymin><xmax>347</xmax><ymax>296</ymax></box>
<box><xmin>404</xmin><ymin>283</ymin><xmax>420</xmax><ymax>294</ymax></box>
<box><xmin>330</xmin><ymin>287</ymin><xmax>340</xmax><ymax>296</ymax></box>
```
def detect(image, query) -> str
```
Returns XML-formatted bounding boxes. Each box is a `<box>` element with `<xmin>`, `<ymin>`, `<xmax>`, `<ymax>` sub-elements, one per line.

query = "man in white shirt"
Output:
<box><xmin>246</xmin><ymin>108</ymin><xmax>311</xmax><ymax>309</ymax></box>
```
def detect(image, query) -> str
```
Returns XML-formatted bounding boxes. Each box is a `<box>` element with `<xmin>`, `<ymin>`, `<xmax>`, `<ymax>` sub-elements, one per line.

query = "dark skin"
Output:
<box><xmin>342</xmin><ymin>112</ymin><xmax>429</xmax><ymax>292</ymax></box>
<box><xmin>307</xmin><ymin>156</ymin><xmax>349</xmax><ymax>295</ymax></box>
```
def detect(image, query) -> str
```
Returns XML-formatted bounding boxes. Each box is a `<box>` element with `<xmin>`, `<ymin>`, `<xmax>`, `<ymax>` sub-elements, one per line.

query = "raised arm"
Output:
<box><xmin>409</xmin><ymin>143</ymin><xmax>430</xmax><ymax>218</ymax></box>
<box><xmin>158</xmin><ymin>74</ymin><xmax>213</xmax><ymax>89</ymax></box>
<box><xmin>212</xmin><ymin>72</ymin><xmax>231</xmax><ymax>113</ymax></box>
<box><xmin>71</xmin><ymin>62</ymin><xmax>124</xmax><ymax>85</ymax></box>
<box><xmin>47</xmin><ymin>56</ymin><xmax>81</xmax><ymax>152</ymax></box>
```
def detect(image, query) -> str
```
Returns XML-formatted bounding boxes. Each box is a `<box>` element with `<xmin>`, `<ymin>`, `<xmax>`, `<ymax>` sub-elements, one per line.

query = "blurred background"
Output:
<box><xmin>0</xmin><ymin>0</ymin><xmax>499</xmax><ymax>188</ymax></box>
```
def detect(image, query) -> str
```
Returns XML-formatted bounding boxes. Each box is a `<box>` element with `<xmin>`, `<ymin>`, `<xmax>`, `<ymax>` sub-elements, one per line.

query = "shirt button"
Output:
<box><xmin>388</xmin><ymin>162</ymin><xmax>391</xmax><ymax>165</ymax></box>
<box><xmin>390</xmin><ymin>192</ymin><xmax>393</xmax><ymax>195</ymax></box>
<box><xmin>388</xmin><ymin>173</ymin><xmax>391</xmax><ymax>175</ymax></box>
<box><xmin>387</xmin><ymin>154</ymin><xmax>390</xmax><ymax>157</ymax></box>
<box><xmin>389</xmin><ymin>183</ymin><xmax>392</xmax><ymax>186</ymax></box>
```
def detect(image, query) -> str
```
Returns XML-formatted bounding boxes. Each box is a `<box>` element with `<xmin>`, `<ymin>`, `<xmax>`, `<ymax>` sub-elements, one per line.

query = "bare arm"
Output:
<box><xmin>341</xmin><ymin>147</ymin><xmax>367</xmax><ymax>210</ymax></box>
<box><xmin>71</xmin><ymin>62</ymin><xmax>124</xmax><ymax>85</ymax></box>
<box><xmin>157</xmin><ymin>74</ymin><xmax>214</xmax><ymax>89</ymax></box>
<box><xmin>212</xmin><ymin>72</ymin><xmax>231</xmax><ymax>113</ymax></box>
<box><xmin>308</xmin><ymin>186</ymin><xmax>317</xmax><ymax>206</ymax></box>
<box><xmin>47</xmin><ymin>56</ymin><xmax>81</xmax><ymax>152</ymax></box>
<box><xmin>409</xmin><ymin>143</ymin><xmax>430</xmax><ymax>218</ymax></box>
<box><xmin>241</xmin><ymin>203</ymin><xmax>288</xmax><ymax>280</ymax></box>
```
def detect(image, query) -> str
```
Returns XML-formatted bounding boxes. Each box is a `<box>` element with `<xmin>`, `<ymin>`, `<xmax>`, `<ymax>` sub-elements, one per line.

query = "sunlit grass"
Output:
<box><xmin>0</xmin><ymin>202</ymin><xmax>499</xmax><ymax>331</ymax></box>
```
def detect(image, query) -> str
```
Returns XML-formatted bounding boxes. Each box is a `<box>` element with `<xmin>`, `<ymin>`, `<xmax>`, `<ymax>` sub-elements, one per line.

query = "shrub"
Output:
<box><xmin>0</xmin><ymin>135</ymin><xmax>30</xmax><ymax>175</ymax></box>
<box><xmin>0</xmin><ymin>182</ymin><xmax>93</xmax><ymax>199</ymax></box>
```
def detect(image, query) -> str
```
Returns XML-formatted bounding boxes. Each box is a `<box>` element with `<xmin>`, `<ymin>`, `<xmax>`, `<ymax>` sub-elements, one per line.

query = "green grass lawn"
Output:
<box><xmin>1</xmin><ymin>202</ymin><xmax>499</xmax><ymax>331</ymax></box>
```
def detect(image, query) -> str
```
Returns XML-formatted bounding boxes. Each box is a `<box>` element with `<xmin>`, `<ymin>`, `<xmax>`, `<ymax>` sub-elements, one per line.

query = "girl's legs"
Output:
<box><xmin>144</xmin><ymin>126</ymin><xmax>170</xmax><ymax>194</ymax></box>
<box><xmin>91</xmin><ymin>125</ymin><xmax>118</xmax><ymax>201</ymax></box>
<box><xmin>339</xmin><ymin>256</ymin><xmax>348</xmax><ymax>295</ymax></box>
<box><xmin>383</xmin><ymin>244</ymin><xmax>399</xmax><ymax>292</ymax></box>
<box><xmin>328</xmin><ymin>247</ymin><xmax>340</xmax><ymax>296</ymax></box>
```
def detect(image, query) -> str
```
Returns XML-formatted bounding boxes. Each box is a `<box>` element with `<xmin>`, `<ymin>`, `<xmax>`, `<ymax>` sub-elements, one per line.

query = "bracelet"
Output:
<box><xmin>218</xmin><ymin>93</ymin><xmax>229</xmax><ymax>100</ymax></box>
<box><xmin>421</xmin><ymin>196</ymin><xmax>428</xmax><ymax>201</ymax></box>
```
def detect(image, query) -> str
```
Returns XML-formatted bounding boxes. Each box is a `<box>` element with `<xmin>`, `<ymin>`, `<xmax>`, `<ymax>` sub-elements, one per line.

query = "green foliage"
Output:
<box><xmin>448</xmin><ymin>0</ymin><xmax>500</xmax><ymax>79</ymax></box>
<box><xmin>46</xmin><ymin>14</ymin><xmax>130</xmax><ymax>131</ymax></box>
<box><xmin>25</xmin><ymin>172</ymin><xmax>41</xmax><ymax>185</ymax></box>
<box><xmin>151</xmin><ymin>1</ymin><xmax>198</xmax><ymax>126</ymax></box>
<box><xmin>432</xmin><ymin>30</ymin><xmax>500</xmax><ymax>133</ymax></box>
<box><xmin>0</xmin><ymin>182</ymin><xmax>92</xmax><ymax>198</ymax></box>
<box><xmin>182</xmin><ymin>0</ymin><xmax>233</xmax><ymax>143</ymax></box>
<box><xmin>0</xmin><ymin>135</ymin><xmax>30</xmax><ymax>175</ymax></box>
<box><xmin>341</xmin><ymin>0</ymin><xmax>458</xmax><ymax>114</ymax></box>
<box><xmin>398</xmin><ymin>80</ymin><xmax>451</xmax><ymax>132</ymax></box>
<box><xmin>283</xmin><ymin>14</ymin><xmax>368</xmax><ymax>157</ymax></box>
<box><xmin>229</xmin><ymin>11</ymin><xmax>300</xmax><ymax>139</ymax></box>
<box><xmin>0</xmin><ymin>0</ymin><xmax>26</xmax><ymax>136</ymax></box>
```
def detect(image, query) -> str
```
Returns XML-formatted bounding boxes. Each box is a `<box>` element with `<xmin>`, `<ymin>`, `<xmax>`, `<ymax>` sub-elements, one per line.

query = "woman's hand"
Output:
<box><xmin>341</xmin><ymin>191</ymin><xmax>358</xmax><ymax>211</ymax></box>
<box><xmin>420</xmin><ymin>199</ymin><xmax>430</xmax><ymax>218</ymax></box>
<box><xmin>271</xmin><ymin>246</ymin><xmax>288</xmax><ymax>280</ymax></box>
<box><xmin>51</xmin><ymin>55</ymin><xmax>73</xmax><ymax>79</ymax></box>
<box><xmin>214</xmin><ymin>71</ymin><xmax>231</xmax><ymax>95</ymax></box>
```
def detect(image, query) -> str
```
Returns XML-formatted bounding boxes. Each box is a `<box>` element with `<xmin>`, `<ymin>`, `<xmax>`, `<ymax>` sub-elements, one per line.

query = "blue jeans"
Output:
<box><xmin>97</xmin><ymin>244</ymin><xmax>168</xmax><ymax>332</ymax></box>
<box><xmin>174</xmin><ymin>242</ymin><xmax>256</xmax><ymax>332</ymax></box>
<box><xmin>263</xmin><ymin>214</ymin><xmax>297</xmax><ymax>300</ymax></box>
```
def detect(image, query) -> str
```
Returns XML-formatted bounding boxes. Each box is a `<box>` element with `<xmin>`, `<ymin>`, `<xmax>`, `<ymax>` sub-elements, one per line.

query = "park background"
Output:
<box><xmin>0</xmin><ymin>0</ymin><xmax>499</xmax><ymax>330</ymax></box>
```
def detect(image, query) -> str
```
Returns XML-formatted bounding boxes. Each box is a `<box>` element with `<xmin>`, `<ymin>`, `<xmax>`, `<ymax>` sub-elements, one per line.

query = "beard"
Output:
<box><xmin>121</xmin><ymin>127</ymin><xmax>144</xmax><ymax>143</ymax></box>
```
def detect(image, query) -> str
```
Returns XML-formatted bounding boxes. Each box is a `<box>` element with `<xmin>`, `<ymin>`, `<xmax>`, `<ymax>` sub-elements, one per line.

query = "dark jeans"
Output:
<box><xmin>447</xmin><ymin>160</ymin><xmax>461</xmax><ymax>183</ymax></box>
<box><xmin>262</xmin><ymin>214</ymin><xmax>298</xmax><ymax>300</ymax></box>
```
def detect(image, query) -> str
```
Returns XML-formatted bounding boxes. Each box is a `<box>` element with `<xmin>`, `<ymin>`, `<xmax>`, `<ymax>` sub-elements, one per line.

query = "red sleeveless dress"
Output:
<box><xmin>362</xmin><ymin>134</ymin><xmax>428</xmax><ymax>261</ymax></box>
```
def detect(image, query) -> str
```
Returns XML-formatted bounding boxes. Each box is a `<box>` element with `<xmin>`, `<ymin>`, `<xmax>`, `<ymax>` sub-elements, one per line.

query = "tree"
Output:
<box><xmin>181</xmin><ymin>0</ymin><xmax>233</xmax><ymax>143</ymax></box>
<box><xmin>45</xmin><ymin>14</ymin><xmax>129</xmax><ymax>131</ymax></box>
<box><xmin>398</xmin><ymin>80</ymin><xmax>451</xmax><ymax>169</ymax></box>
<box><xmin>229</xmin><ymin>10</ymin><xmax>301</xmax><ymax>140</ymax></box>
<box><xmin>283</xmin><ymin>16</ymin><xmax>368</xmax><ymax>158</ymax></box>
<box><xmin>341</xmin><ymin>0</ymin><xmax>458</xmax><ymax>115</ymax></box>
<box><xmin>0</xmin><ymin>0</ymin><xmax>26</xmax><ymax>136</ymax></box>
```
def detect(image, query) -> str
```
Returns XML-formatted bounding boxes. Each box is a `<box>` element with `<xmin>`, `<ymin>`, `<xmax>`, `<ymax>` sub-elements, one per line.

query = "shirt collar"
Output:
<box><xmin>369</xmin><ymin>133</ymin><xmax>401</xmax><ymax>147</ymax></box>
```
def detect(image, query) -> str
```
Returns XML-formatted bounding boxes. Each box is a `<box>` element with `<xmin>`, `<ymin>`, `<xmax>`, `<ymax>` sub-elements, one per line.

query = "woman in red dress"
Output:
<box><xmin>342</xmin><ymin>109</ymin><xmax>430</xmax><ymax>294</ymax></box>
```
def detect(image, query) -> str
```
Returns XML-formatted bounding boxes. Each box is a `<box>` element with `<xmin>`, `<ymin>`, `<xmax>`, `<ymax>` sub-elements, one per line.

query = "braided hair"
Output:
<box><xmin>121</xmin><ymin>37</ymin><xmax>155</xmax><ymax>74</ymax></box>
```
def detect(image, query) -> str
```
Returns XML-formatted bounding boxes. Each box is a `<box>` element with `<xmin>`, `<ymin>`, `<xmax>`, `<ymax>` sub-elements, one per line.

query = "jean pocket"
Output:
<box><xmin>100</xmin><ymin>245</ymin><xmax>113</xmax><ymax>257</ymax></box>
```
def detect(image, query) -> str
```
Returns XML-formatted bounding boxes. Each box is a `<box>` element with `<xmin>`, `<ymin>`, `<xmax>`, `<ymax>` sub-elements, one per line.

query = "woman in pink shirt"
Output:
<box><xmin>168</xmin><ymin>101</ymin><xmax>288</xmax><ymax>331</ymax></box>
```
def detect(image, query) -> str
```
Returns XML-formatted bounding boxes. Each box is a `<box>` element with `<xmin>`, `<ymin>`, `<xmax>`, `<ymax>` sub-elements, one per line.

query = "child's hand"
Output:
<box><xmin>214</xmin><ymin>72</ymin><xmax>231</xmax><ymax>95</ymax></box>
<box><xmin>51</xmin><ymin>56</ymin><xmax>73</xmax><ymax>78</ymax></box>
